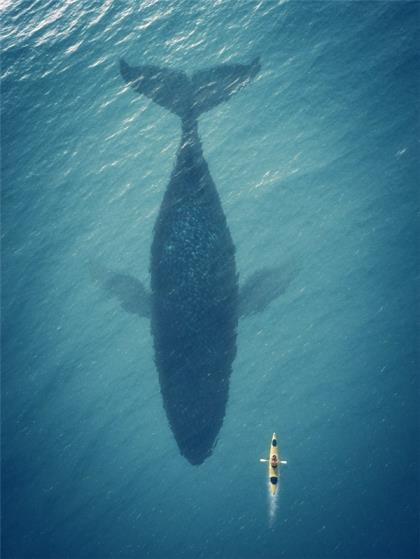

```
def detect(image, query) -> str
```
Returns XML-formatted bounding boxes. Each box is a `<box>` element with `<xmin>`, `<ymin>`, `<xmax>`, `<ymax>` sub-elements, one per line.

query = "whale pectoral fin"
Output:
<box><xmin>238</xmin><ymin>263</ymin><xmax>296</xmax><ymax>318</ymax></box>
<box><xmin>120</xmin><ymin>58</ymin><xmax>190</xmax><ymax>117</ymax></box>
<box><xmin>191</xmin><ymin>56</ymin><xmax>261</xmax><ymax>115</ymax></box>
<box><xmin>90</xmin><ymin>261</ymin><xmax>151</xmax><ymax>319</ymax></box>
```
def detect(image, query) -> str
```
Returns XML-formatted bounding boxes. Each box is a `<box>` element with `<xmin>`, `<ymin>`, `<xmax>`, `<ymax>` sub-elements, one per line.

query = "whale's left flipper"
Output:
<box><xmin>90</xmin><ymin>261</ymin><xmax>150</xmax><ymax>318</ymax></box>
<box><xmin>239</xmin><ymin>263</ymin><xmax>297</xmax><ymax>318</ymax></box>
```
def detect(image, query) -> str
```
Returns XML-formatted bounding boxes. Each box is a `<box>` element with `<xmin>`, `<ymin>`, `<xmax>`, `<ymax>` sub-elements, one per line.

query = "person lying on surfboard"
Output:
<box><xmin>260</xmin><ymin>453</ymin><xmax>285</xmax><ymax>466</ymax></box>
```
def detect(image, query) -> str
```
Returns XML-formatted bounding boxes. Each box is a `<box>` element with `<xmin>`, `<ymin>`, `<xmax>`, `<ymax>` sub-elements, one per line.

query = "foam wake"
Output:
<box><xmin>268</xmin><ymin>481</ymin><xmax>279</xmax><ymax>528</ymax></box>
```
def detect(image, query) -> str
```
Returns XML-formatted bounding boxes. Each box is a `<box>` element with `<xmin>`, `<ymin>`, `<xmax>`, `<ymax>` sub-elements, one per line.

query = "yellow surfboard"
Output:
<box><xmin>260</xmin><ymin>432</ymin><xmax>287</xmax><ymax>495</ymax></box>
<box><xmin>268</xmin><ymin>432</ymin><xmax>279</xmax><ymax>495</ymax></box>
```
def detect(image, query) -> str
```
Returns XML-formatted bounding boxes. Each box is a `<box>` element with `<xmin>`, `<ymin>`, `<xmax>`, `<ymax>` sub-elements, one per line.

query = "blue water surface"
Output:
<box><xmin>2</xmin><ymin>1</ymin><xmax>419</xmax><ymax>558</ymax></box>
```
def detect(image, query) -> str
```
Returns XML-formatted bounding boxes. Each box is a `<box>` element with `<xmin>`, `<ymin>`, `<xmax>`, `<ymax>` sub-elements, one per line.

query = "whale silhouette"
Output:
<box><xmin>92</xmin><ymin>57</ymin><xmax>295</xmax><ymax>465</ymax></box>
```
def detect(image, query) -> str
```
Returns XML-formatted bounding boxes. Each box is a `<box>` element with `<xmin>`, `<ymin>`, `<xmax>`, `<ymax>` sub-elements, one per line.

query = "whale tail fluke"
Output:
<box><xmin>120</xmin><ymin>59</ymin><xmax>190</xmax><ymax>117</ymax></box>
<box><xmin>191</xmin><ymin>56</ymin><xmax>261</xmax><ymax>115</ymax></box>
<box><xmin>120</xmin><ymin>57</ymin><xmax>261</xmax><ymax>119</ymax></box>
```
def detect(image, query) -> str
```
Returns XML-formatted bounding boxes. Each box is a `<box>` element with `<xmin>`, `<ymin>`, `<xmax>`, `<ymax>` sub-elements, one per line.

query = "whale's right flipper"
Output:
<box><xmin>90</xmin><ymin>261</ymin><xmax>150</xmax><ymax>319</ymax></box>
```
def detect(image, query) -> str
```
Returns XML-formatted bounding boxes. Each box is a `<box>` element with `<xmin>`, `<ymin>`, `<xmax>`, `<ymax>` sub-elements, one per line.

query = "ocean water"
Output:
<box><xmin>1</xmin><ymin>1</ymin><xmax>419</xmax><ymax>558</ymax></box>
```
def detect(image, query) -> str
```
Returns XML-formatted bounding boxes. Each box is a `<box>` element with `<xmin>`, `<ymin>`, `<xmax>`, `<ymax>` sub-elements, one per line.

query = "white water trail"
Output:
<box><xmin>268</xmin><ymin>481</ymin><xmax>279</xmax><ymax>528</ymax></box>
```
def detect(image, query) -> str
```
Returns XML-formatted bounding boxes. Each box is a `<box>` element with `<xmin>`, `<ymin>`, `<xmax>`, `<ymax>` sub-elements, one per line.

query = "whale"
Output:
<box><xmin>92</xmin><ymin>57</ymin><xmax>295</xmax><ymax>465</ymax></box>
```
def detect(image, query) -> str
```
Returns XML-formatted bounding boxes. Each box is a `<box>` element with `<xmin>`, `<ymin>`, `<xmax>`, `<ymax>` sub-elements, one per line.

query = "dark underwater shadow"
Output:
<box><xmin>91</xmin><ymin>56</ymin><xmax>298</xmax><ymax>464</ymax></box>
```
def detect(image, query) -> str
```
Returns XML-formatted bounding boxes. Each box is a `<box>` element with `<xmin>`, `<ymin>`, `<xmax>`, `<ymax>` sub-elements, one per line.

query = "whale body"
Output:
<box><xmin>93</xmin><ymin>58</ymin><xmax>294</xmax><ymax>464</ymax></box>
<box><xmin>150</xmin><ymin>120</ymin><xmax>237</xmax><ymax>465</ymax></box>
<box><xmin>119</xmin><ymin>58</ymin><xmax>260</xmax><ymax>464</ymax></box>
